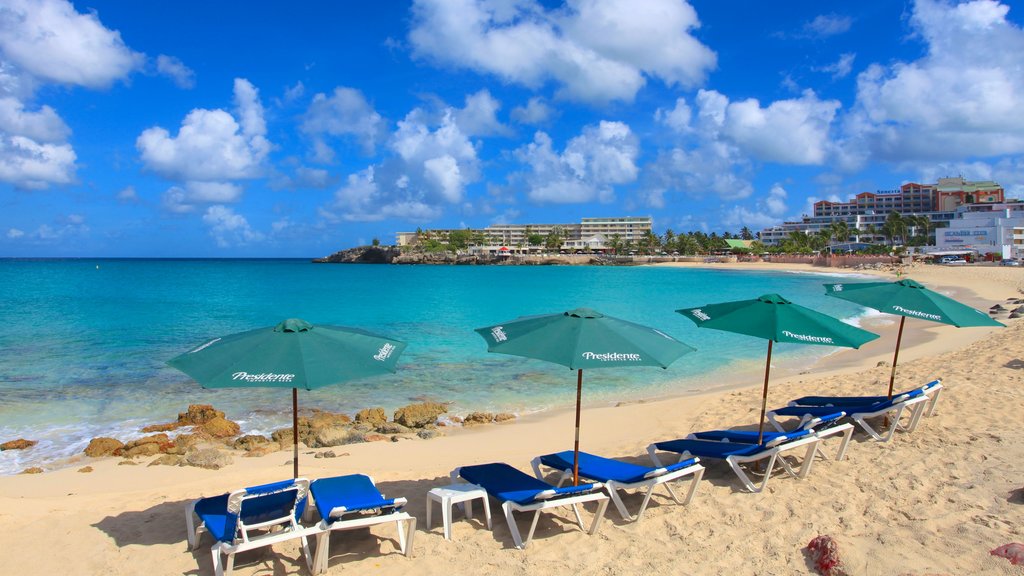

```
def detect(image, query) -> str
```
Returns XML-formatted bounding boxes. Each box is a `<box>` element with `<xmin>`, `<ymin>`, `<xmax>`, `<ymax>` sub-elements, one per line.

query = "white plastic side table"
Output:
<box><xmin>426</xmin><ymin>483</ymin><xmax>492</xmax><ymax>540</ymax></box>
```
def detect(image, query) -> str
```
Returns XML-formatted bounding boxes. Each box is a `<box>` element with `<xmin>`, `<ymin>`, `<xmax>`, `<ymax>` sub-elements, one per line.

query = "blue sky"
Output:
<box><xmin>2</xmin><ymin>0</ymin><xmax>1023</xmax><ymax>257</ymax></box>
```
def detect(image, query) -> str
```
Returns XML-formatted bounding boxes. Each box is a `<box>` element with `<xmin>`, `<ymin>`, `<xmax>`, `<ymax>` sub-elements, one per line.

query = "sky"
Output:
<box><xmin>2</xmin><ymin>0</ymin><xmax>1024</xmax><ymax>257</ymax></box>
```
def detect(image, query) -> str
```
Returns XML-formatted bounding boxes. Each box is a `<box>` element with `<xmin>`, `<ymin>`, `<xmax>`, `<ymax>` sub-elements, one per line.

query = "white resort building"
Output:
<box><xmin>396</xmin><ymin>216</ymin><xmax>652</xmax><ymax>253</ymax></box>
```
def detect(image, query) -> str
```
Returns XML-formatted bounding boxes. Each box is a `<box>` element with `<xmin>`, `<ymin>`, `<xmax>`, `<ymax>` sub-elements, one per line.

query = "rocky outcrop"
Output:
<box><xmin>20</xmin><ymin>467</ymin><xmax>43</xmax><ymax>474</ymax></box>
<box><xmin>355</xmin><ymin>407</ymin><xmax>387</xmax><ymax>427</ymax></box>
<box><xmin>116</xmin><ymin>434</ymin><xmax>171</xmax><ymax>458</ymax></box>
<box><xmin>1</xmin><ymin>438</ymin><xmax>37</xmax><ymax>451</ymax></box>
<box><xmin>198</xmin><ymin>416</ymin><xmax>240</xmax><ymax>438</ymax></box>
<box><xmin>393</xmin><ymin>402</ymin><xmax>447</xmax><ymax>428</ymax></box>
<box><xmin>314</xmin><ymin>246</ymin><xmax>402</xmax><ymax>264</ymax></box>
<box><xmin>232</xmin><ymin>434</ymin><xmax>271</xmax><ymax>452</ymax></box>
<box><xmin>463</xmin><ymin>412</ymin><xmax>495</xmax><ymax>426</ymax></box>
<box><xmin>183</xmin><ymin>448</ymin><xmax>233</xmax><ymax>470</ymax></box>
<box><xmin>84</xmin><ymin>437</ymin><xmax>124</xmax><ymax>457</ymax></box>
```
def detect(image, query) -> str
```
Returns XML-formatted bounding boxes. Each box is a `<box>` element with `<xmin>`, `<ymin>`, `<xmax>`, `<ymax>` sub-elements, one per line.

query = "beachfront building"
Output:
<box><xmin>759</xmin><ymin>177</ymin><xmax>1006</xmax><ymax>246</ymax></box>
<box><xmin>396</xmin><ymin>216</ymin><xmax>653</xmax><ymax>253</ymax></box>
<box><xmin>933</xmin><ymin>202</ymin><xmax>1024</xmax><ymax>259</ymax></box>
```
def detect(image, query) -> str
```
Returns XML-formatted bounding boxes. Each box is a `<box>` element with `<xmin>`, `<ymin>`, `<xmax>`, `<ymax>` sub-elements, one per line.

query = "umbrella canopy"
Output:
<box><xmin>824</xmin><ymin>278</ymin><xmax>1003</xmax><ymax>397</ymax></box>
<box><xmin>168</xmin><ymin>318</ymin><xmax>406</xmax><ymax>477</ymax></box>
<box><xmin>475</xmin><ymin>307</ymin><xmax>695</xmax><ymax>484</ymax></box>
<box><xmin>678</xmin><ymin>294</ymin><xmax>879</xmax><ymax>443</ymax></box>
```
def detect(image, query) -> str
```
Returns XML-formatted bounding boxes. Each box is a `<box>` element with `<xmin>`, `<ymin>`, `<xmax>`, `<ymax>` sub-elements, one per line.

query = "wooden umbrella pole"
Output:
<box><xmin>887</xmin><ymin>316</ymin><xmax>906</xmax><ymax>399</ymax></box>
<box><xmin>292</xmin><ymin>387</ymin><xmax>299</xmax><ymax>479</ymax></box>
<box><xmin>573</xmin><ymin>369</ymin><xmax>583</xmax><ymax>486</ymax></box>
<box><xmin>756</xmin><ymin>340</ymin><xmax>774</xmax><ymax>446</ymax></box>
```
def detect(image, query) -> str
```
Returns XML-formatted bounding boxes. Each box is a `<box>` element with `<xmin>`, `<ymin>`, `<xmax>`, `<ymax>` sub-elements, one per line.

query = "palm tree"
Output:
<box><xmin>830</xmin><ymin>221</ymin><xmax>850</xmax><ymax>245</ymax></box>
<box><xmin>740</xmin><ymin>226</ymin><xmax>754</xmax><ymax>240</ymax></box>
<box><xmin>884</xmin><ymin>212</ymin><xmax>906</xmax><ymax>246</ymax></box>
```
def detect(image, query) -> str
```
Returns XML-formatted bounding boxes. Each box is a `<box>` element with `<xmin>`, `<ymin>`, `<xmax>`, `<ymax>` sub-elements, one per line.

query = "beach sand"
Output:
<box><xmin>1</xmin><ymin>263</ymin><xmax>1022</xmax><ymax>575</ymax></box>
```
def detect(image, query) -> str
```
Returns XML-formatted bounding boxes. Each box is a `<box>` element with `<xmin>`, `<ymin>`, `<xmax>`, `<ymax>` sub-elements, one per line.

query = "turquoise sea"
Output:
<box><xmin>0</xmin><ymin>259</ymin><xmax>875</xmax><ymax>474</ymax></box>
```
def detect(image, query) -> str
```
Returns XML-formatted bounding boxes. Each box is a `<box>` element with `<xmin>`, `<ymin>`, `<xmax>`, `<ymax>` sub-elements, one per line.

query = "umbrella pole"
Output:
<box><xmin>887</xmin><ymin>316</ymin><xmax>906</xmax><ymax>400</ymax></box>
<box><xmin>573</xmin><ymin>369</ymin><xmax>583</xmax><ymax>486</ymax></box>
<box><xmin>757</xmin><ymin>340</ymin><xmax>773</xmax><ymax>446</ymax></box>
<box><xmin>292</xmin><ymin>387</ymin><xmax>299</xmax><ymax>479</ymax></box>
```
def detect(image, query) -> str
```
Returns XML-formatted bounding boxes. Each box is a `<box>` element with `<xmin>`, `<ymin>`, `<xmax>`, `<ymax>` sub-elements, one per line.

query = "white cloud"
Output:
<box><xmin>511</xmin><ymin>96</ymin><xmax>554</xmax><ymax>125</ymax></box>
<box><xmin>841</xmin><ymin>0</ymin><xmax>1024</xmax><ymax>165</ymax></box>
<box><xmin>137</xmin><ymin>78</ymin><xmax>269</xmax><ymax>203</ymax></box>
<box><xmin>6</xmin><ymin>228</ymin><xmax>24</xmax><ymax>238</ymax></box>
<box><xmin>515</xmin><ymin>120</ymin><xmax>638</xmax><ymax>204</ymax></box>
<box><xmin>116</xmin><ymin>185</ymin><xmax>137</xmax><ymax>202</ymax></box>
<box><xmin>802</xmin><ymin>14</ymin><xmax>853</xmax><ymax>38</ymax></box>
<box><xmin>722</xmin><ymin>184</ymin><xmax>790</xmax><ymax>230</ymax></box>
<box><xmin>301</xmin><ymin>86</ymin><xmax>385</xmax><ymax>155</ymax></box>
<box><xmin>156</xmin><ymin>55</ymin><xmax>195</xmax><ymax>89</ymax></box>
<box><xmin>817</xmin><ymin>53</ymin><xmax>856</xmax><ymax>79</ymax></box>
<box><xmin>0</xmin><ymin>0</ymin><xmax>143</xmax><ymax>190</ymax></box>
<box><xmin>282</xmin><ymin>81</ymin><xmax>305</xmax><ymax>104</ymax></box>
<box><xmin>408</xmin><ymin>0</ymin><xmax>715</xmax><ymax>104</ymax></box>
<box><xmin>320</xmin><ymin>106</ymin><xmax>480</xmax><ymax>222</ymax></box>
<box><xmin>654</xmin><ymin>98</ymin><xmax>693</xmax><ymax>133</ymax></box>
<box><xmin>455</xmin><ymin>89</ymin><xmax>509</xmax><ymax>136</ymax></box>
<box><xmin>0</xmin><ymin>134</ymin><xmax>76</xmax><ymax>189</ymax></box>
<box><xmin>202</xmin><ymin>205</ymin><xmax>262</xmax><ymax>247</ymax></box>
<box><xmin>0</xmin><ymin>0</ymin><xmax>144</xmax><ymax>89</ymax></box>
<box><xmin>647</xmin><ymin>142</ymin><xmax>754</xmax><ymax>205</ymax></box>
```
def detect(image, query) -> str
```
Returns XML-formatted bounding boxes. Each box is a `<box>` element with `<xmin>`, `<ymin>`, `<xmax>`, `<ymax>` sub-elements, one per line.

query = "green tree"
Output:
<box><xmin>448</xmin><ymin>229</ymin><xmax>472</xmax><ymax>251</ymax></box>
<box><xmin>829</xmin><ymin>221</ymin><xmax>850</xmax><ymax>245</ymax></box>
<box><xmin>544</xmin><ymin>227</ymin><xmax>565</xmax><ymax>250</ymax></box>
<box><xmin>371</xmin><ymin>237</ymin><xmax>380</xmax><ymax>247</ymax></box>
<box><xmin>740</xmin><ymin>226</ymin><xmax>754</xmax><ymax>240</ymax></box>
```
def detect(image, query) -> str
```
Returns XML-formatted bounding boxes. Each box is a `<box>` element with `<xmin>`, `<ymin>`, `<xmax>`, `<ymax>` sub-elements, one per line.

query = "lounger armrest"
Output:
<box><xmin>643</xmin><ymin>457</ymin><xmax>700</xmax><ymax>479</ymax></box>
<box><xmin>534</xmin><ymin>482</ymin><xmax>603</xmax><ymax>501</ymax></box>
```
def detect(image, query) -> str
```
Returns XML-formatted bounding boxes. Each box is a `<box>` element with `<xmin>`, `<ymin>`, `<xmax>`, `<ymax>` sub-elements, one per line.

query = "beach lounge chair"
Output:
<box><xmin>452</xmin><ymin>462</ymin><xmax>610</xmax><ymax>549</ymax></box>
<box><xmin>647</xmin><ymin>429</ymin><xmax>820</xmax><ymax>493</ymax></box>
<box><xmin>185</xmin><ymin>477</ymin><xmax>313</xmax><ymax>576</ymax></box>
<box><xmin>768</xmin><ymin>391</ymin><xmax>929</xmax><ymax>443</ymax></box>
<box><xmin>530</xmin><ymin>450</ymin><xmax>705</xmax><ymax>522</ymax></box>
<box><xmin>689</xmin><ymin>411</ymin><xmax>855</xmax><ymax>461</ymax></box>
<box><xmin>307</xmin><ymin>474</ymin><xmax>415</xmax><ymax>574</ymax></box>
<box><xmin>789</xmin><ymin>379</ymin><xmax>943</xmax><ymax>417</ymax></box>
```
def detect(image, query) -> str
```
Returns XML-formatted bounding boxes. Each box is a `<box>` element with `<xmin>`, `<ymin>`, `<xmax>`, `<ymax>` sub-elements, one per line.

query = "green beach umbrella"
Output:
<box><xmin>168</xmin><ymin>318</ymin><xmax>406</xmax><ymax>478</ymax></box>
<box><xmin>678</xmin><ymin>294</ymin><xmax>879</xmax><ymax>444</ymax></box>
<box><xmin>475</xmin><ymin>308</ymin><xmax>695</xmax><ymax>485</ymax></box>
<box><xmin>824</xmin><ymin>278</ymin><xmax>1003</xmax><ymax>399</ymax></box>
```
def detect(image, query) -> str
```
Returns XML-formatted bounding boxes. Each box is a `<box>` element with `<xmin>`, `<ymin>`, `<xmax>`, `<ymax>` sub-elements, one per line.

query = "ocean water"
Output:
<box><xmin>0</xmin><ymin>259</ymin><xmax>873</xmax><ymax>474</ymax></box>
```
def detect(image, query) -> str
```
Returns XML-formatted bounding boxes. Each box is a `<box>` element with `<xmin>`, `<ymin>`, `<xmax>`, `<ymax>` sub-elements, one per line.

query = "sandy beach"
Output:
<box><xmin>1</xmin><ymin>263</ymin><xmax>1022</xmax><ymax>575</ymax></box>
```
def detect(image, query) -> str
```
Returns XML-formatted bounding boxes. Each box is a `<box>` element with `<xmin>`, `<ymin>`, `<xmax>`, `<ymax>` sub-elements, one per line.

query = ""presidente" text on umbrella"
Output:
<box><xmin>581</xmin><ymin>352</ymin><xmax>643</xmax><ymax>361</ymax></box>
<box><xmin>232</xmin><ymin>372</ymin><xmax>296</xmax><ymax>382</ymax></box>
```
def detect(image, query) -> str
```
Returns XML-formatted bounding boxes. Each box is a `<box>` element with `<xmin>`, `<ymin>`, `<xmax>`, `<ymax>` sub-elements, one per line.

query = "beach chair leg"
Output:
<box><xmin>727</xmin><ymin>456</ymin><xmax>764</xmax><ymax>493</ymax></box>
<box><xmin>425</xmin><ymin>496</ymin><xmax>433</xmax><ymax>530</ymax></box>
<box><xmin>833</xmin><ymin>424</ymin><xmax>854</xmax><ymax>461</ymax></box>
<box><xmin>646</xmin><ymin>444</ymin><xmax>665</xmax><ymax>467</ymax></box>
<box><xmin>796</xmin><ymin>441</ymin><xmax>818</xmax><ymax>479</ymax></box>
<box><xmin>401</xmin><ymin>517</ymin><xmax>417</xmax><ymax>556</ymax></box>
<box><xmin>635</xmin><ymin>485</ymin><xmax>655</xmax><ymax>522</ymax></box>
<box><xmin>185</xmin><ymin>501</ymin><xmax>200</xmax><ymax>550</ymax></box>
<box><xmin>682</xmin><ymin>466</ymin><xmax>704</xmax><ymax>504</ymax></box>
<box><xmin>502</xmin><ymin>503</ymin><xmax>526</xmax><ymax>549</ymax></box>
<box><xmin>606</xmin><ymin>483</ymin><xmax>636</xmax><ymax>522</ymax></box>
<box><xmin>525</xmin><ymin>510</ymin><xmax>543</xmax><ymax>547</ymax></box>
<box><xmin>904</xmin><ymin>400</ymin><xmax>927</xmax><ymax>433</ymax></box>
<box><xmin>589</xmin><ymin>497</ymin><xmax>609</xmax><ymax>535</ymax></box>
<box><xmin>223</xmin><ymin>549</ymin><xmax>235</xmax><ymax>576</ymax></box>
<box><xmin>767</xmin><ymin>412</ymin><xmax>788</xmax><ymax>432</ymax></box>
<box><xmin>442</xmin><ymin>496</ymin><xmax>453</xmax><ymax>540</ymax></box>
<box><xmin>396</xmin><ymin>518</ymin><xmax>408</xmax><ymax>553</ymax></box>
<box><xmin>482</xmin><ymin>494</ymin><xmax>492</xmax><ymax>529</ymax></box>
<box><xmin>852</xmin><ymin>413</ymin><xmax>888</xmax><ymax>442</ymax></box>
<box><xmin>926</xmin><ymin>388</ymin><xmax>942</xmax><ymax>417</ymax></box>
<box><xmin>570</xmin><ymin>503</ymin><xmax>584</xmax><ymax>529</ymax></box>
<box><xmin>313</xmin><ymin>531</ymin><xmax>330</xmax><ymax>574</ymax></box>
<box><xmin>211</xmin><ymin>546</ymin><xmax>225</xmax><ymax>576</ymax></box>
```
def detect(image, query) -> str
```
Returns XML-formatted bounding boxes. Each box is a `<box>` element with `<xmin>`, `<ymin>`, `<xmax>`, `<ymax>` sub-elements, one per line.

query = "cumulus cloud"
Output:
<box><xmin>515</xmin><ymin>120</ymin><xmax>638</xmax><ymax>204</ymax></box>
<box><xmin>116</xmin><ymin>185</ymin><xmax>137</xmax><ymax>202</ymax></box>
<box><xmin>202</xmin><ymin>205</ymin><xmax>262</xmax><ymax>247</ymax></box>
<box><xmin>301</xmin><ymin>86</ymin><xmax>386</xmax><ymax>156</ymax></box>
<box><xmin>454</xmin><ymin>89</ymin><xmax>510</xmax><ymax>136</ymax></box>
<box><xmin>0</xmin><ymin>0</ymin><xmax>144</xmax><ymax>189</ymax></box>
<box><xmin>320</xmin><ymin>106</ymin><xmax>480</xmax><ymax>222</ymax></box>
<box><xmin>137</xmin><ymin>79</ymin><xmax>268</xmax><ymax>212</ymax></box>
<box><xmin>156</xmin><ymin>54</ymin><xmax>195</xmax><ymax>89</ymax></box>
<box><xmin>0</xmin><ymin>0</ymin><xmax>144</xmax><ymax>89</ymax></box>
<box><xmin>408</xmin><ymin>0</ymin><xmax>716</xmax><ymax>103</ymax></box>
<box><xmin>511</xmin><ymin>96</ymin><xmax>554</xmax><ymax>125</ymax></box>
<box><xmin>6</xmin><ymin>228</ymin><xmax>24</xmax><ymax>238</ymax></box>
<box><xmin>722</xmin><ymin>184</ymin><xmax>790</xmax><ymax>231</ymax></box>
<box><xmin>841</xmin><ymin>0</ymin><xmax>1024</xmax><ymax>165</ymax></box>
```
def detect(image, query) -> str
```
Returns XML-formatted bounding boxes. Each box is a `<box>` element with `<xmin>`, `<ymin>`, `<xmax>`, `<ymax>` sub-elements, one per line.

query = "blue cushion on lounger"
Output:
<box><xmin>791</xmin><ymin>387</ymin><xmax>925</xmax><ymax>408</ymax></box>
<box><xmin>310</xmin><ymin>474</ymin><xmax>401</xmax><ymax>522</ymax></box>
<box><xmin>194</xmin><ymin>478</ymin><xmax>308</xmax><ymax>543</ymax></box>
<box><xmin>692</xmin><ymin>411</ymin><xmax>846</xmax><ymax>444</ymax></box>
<box><xmin>460</xmin><ymin>462</ymin><xmax>600</xmax><ymax>506</ymax></box>
<box><xmin>539</xmin><ymin>451</ymin><xmax>699</xmax><ymax>485</ymax></box>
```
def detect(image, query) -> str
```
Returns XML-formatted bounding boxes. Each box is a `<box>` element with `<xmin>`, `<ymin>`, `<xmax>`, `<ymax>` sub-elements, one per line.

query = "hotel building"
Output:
<box><xmin>396</xmin><ymin>216</ymin><xmax>653</xmax><ymax>252</ymax></box>
<box><xmin>760</xmin><ymin>177</ymin><xmax>1006</xmax><ymax>246</ymax></box>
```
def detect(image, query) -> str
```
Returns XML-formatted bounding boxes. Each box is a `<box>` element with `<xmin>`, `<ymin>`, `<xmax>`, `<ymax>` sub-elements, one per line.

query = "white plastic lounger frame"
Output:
<box><xmin>450</xmin><ymin>469</ymin><xmax>610</xmax><ymax>550</ymax></box>
<box><xmin>813</xmin><ymin>422</ymin><xmax>855</xmax><ymax>461</ymax></box>
<box><xmin>769</xmin><ymin>395</ymin><xmax>929</xmax><ymax>443</ymax></box>
<box><xmin>310</xmin><ymin>477</ymin><xmax>416</xmax><ymax>575</ymax></box>
<box><xmin>185</xmin><ymin>478</ymin><xmax>315</xmax><ymax>576</ymax></box>
<box><xmin>647</xmin><ymin>435</ymin><xmax>821</xmax><ymax>494</ymax></box>
<box><xmin>529</xmin><ymin>456</ymin><xmax>705</xmax><ymax>522</ymax></box>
